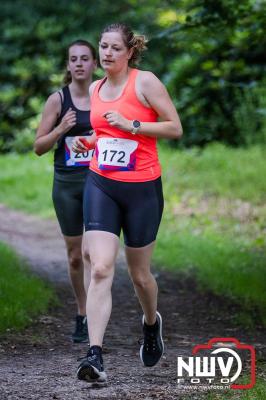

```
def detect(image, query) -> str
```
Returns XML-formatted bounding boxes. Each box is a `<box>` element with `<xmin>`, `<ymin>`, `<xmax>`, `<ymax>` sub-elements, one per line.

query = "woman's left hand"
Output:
<box><xmin>103</xmin><ymin>111</ymin><xmax>131</xmax><ymax>132</ymax></box>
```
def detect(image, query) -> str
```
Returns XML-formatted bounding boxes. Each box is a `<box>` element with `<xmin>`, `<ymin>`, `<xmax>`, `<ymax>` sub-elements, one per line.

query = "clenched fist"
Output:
<box><xmin>58</xmin><ymin>108</ymin><xmax>76</xmax><ymax>134</ymax></box>
<box><xmin>103</xmin><ymin>110</ymin><xmax>131</xmax><ymax>132</ymax></box>
<box><xmin>72</xmin><ymin>132</ymin><xmax>96</xmax><ymax>153</ymax></box>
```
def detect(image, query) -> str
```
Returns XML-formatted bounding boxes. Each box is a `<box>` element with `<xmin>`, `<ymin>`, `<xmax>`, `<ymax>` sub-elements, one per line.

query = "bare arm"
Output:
<box><xmin>34</xmin><ymin>92</ymin><xmax>76</xmax><ymax>156</ymax></box>
<box><xmin>136</xmin><ymin>71</ymin><xmax>183</xmax><ymax>139</ymax></box>
<box><xmin>103</xmin><ymin>71</ymin><xmax>183</xmax><ymax>139</ymax></box>
<box><xmin>71</xmin><ymin>80</ymin><xmax>99</xmax><ymax>153</ymax></box>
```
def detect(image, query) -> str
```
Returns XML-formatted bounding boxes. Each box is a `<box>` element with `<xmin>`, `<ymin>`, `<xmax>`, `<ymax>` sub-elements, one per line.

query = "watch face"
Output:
<box><xmin>133</xmin><ymin>120</ymin><xmax>141</xmax><ymax>128</ymax></box>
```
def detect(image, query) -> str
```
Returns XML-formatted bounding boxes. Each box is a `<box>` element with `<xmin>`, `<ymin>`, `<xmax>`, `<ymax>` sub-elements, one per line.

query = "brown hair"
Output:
<box><xmin>100</xmin><ymin>23</ymin><xmax>147</xmax><ymax>66</ymax></box>
<box><xmin>63</xmin><ymin>39</ymin><xmax>97</xmax><ymax>85</ymax></box>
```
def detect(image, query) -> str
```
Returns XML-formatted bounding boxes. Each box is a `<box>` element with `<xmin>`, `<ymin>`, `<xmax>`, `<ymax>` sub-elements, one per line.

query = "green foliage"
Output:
<box><xmin>0</xmin><ymin>0</ymin><xmax>265</xmax><ymax>152</ymax></box>
<box><xmin>154</xmin><ymin>0</ymin><xmax>266</xmax><ymax>146</ymax></box>
<box><xmin>0</xmin><ymin>241</ymin><xmax>55</xmax><ymax>332</ymax></box>
<box><xmin>233</xmin><ymin>86</ymin><xmax>266</xmax><ymax>145</ymax></box>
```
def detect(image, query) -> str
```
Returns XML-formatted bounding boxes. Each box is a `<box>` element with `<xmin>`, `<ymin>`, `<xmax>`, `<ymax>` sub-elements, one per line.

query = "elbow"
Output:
<box><xmin>168</xmin><ymin>120</ymin><xmax>183</xmax><ymax>139</ymax></box>
<box><xmin>176</xmin><ymin>126</ymin><xmax>183</xmax><ymax>139</ymax></box>
<box><xmin>173</xmin><ymin>124</ymin><xmax>183</xmax><ymax>139</ymax></box>
<box><xmin>176</xmin><ymin>119</ymin><xmax>183</xmax><ymax>139</ymax></box>
<box><xmin>33</xmin><ymin>142</ymin><xmax>42</xmax><ymax>156</ymax></box>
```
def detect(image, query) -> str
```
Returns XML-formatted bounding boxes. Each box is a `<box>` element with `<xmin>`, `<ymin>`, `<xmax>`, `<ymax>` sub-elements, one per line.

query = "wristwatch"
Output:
<box><xmin>131</xmin><ymin>120</ymin><xmax>141</xmax><ymax>135</ymax></box>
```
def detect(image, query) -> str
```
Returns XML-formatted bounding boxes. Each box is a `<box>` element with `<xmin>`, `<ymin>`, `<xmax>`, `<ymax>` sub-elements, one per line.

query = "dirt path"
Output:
<box><xmin>0</xmin><ymin>204</ymin><xmax>265</xmax><ymax>400</ymax></box>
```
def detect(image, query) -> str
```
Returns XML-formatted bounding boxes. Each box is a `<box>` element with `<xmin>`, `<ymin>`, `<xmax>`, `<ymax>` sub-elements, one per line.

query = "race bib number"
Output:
<box><xmin>65</xmin><ymin>136</ymin><xmax>94</xmax><ymax>166</ymax></box>
<box><xmin>96</xmin><ymin>138</ymin><xmax>138</xmax><ymax>171</ymax></box>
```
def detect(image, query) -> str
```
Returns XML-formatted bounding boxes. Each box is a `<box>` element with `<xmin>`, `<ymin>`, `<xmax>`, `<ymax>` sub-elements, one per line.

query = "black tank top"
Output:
<box><xmin>54</xmin><ymin>86</ymin><xmax>93</xmax><ymax>174</ymax></box>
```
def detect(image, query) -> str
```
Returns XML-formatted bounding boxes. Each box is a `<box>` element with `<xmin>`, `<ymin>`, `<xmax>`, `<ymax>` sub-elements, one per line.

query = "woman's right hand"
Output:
<box><xmin>58</xmin><ymin>108</ymin><xmax>76</xmax><ymax>134</ymax></box>
<box><xmin>72</xmin><ymin>136</ymin><xmax>91</xmax><ymax>153</ymax></box>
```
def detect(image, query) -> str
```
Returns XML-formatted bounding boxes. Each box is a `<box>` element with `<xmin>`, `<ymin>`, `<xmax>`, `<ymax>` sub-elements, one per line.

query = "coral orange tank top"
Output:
<box><xmin>89</xmin><ymin>68</ymin><xmax>161</xmax><ymax>182</ymax></box>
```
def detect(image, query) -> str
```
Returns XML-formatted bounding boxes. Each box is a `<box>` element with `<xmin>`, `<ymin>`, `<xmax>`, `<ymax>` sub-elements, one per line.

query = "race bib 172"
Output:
<box><xmin>65</xmin><ymin>136</ymin><xmax>94</xmax><ymax>166</ymax></box>
<box><xmin>96</xmin><ymin>138</ymin><xmax>138</xmax><ymax>171</ymax></box>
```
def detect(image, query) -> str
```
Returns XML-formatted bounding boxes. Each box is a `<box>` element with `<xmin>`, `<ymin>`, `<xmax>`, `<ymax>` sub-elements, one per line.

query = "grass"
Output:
<box><xmin>182</xmin><ymin>361</ymin><xmax>266</xmax><ymax>399</ymax></box>
<box><xmin>0</xmin><ymin>152</ymin><xmax>55</xmax><ymax>218</ymax></box>
<box><xmin>0</xmin><ymin>143</ymin><xmax>265</xmax><ymax>324</ymax></box>
<box><xmin>182</xmin><ymin>377</ymin><xmax>266</xmax><ymax>400</ymax></box>
<box><xmin>154</xmin><ymin>143</ymin><xmax>266</xmax><ymax>325</ymax></box>
<box><xmin>204</xmin><ymin>375</ymin><xmax>266</xmax><ymax>400</ymax></box>
<box><xmin>0</xmin><ymin>241</ymin><xmax>55</xmax><ymax>333</ymax></box>
<box><xmin>155</xmin><ymin>229</ymin><xmax>265</xmax><ymax>318</ymax></box>
<box><xmin>159</xmin><ymin>142</ymin><xmax>266</xmax><ymax>203</ymax></box>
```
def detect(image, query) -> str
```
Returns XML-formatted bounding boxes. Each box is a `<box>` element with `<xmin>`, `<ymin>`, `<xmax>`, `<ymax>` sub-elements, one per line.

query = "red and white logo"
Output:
<box><xmin>177</xmin><ymin>337</ymin><xmax>256</xmax><ymax>390</ymax></box>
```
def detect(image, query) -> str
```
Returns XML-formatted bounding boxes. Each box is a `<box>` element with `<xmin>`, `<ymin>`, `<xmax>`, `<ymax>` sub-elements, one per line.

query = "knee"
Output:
<box><xmin>82</xmin><ymin>246</ymin><xmax>91</xmax><ymax>263</ymax></box>
<box><xmin>130</xmin><ymin>272</ymin><xmax>152</xmax><ymax>290</ymax></box>
<box><xmin>91</xmin><ymin>262</ymin><xmax>112</xmax><ymax>283</ymax></box>
<box><xmin>68</xmin><ymin>252</ymin><xmax>82</xmax><ymax>271</ymax></box>
<box><xmin>67</xmin><ymin>243</ymin><xmax>82</xmax><ymax>271</ymax></box>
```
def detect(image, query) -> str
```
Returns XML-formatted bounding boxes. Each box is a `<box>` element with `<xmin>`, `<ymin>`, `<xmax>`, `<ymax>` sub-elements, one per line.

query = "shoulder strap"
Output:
<box><xmin>62</xmin><ymin>86</ymin><xmax>72</xmax><ymax>105</ymax></box>
<box><xmin>91</xmin><ymin>78</ymin><xmax>107</xmax><ymax>102</ymax></box>
<box><xmin>55</xmin><ymin>87</ymin><xmax>69</xmax><ymax>120</ymax></box>
<box><xmin>121</xmin><ymin>68</ymin><xmax>138</xmax><ymax>99</ymax></box>
<box><xmin>57</xmin><ymin>90</ymin><xmax>63</xmax><ymax>106</ymax></box>
<box><xmin>97</xmin><ymin>77</ymin><xmax>107</xmax><ymax>93</ymax></box>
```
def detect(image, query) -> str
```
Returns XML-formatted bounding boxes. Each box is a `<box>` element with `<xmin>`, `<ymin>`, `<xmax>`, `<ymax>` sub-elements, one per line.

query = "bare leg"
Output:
<box><xmin>64</xmin><ymin>235</ymin><xmax>87</xmax><ymax>316</ymax></box>
<box><xmin>82</xmin><ymin>235</ymin><xmax>91</xmax><ymax>294</ymax></box>
<box><xmin>83</xmin><ymin>231</ymin><xmax>119</xmax><ymax>346</ymax></box>
<box><xmin>125</xmin><ymin>242</ymin><xmax>158</xmax><ymax>325</ymax></box>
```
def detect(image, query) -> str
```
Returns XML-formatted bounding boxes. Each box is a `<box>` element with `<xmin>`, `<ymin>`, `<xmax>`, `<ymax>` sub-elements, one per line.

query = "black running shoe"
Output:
<box><xmin>77</xmin><ymin>347</ymin><xmax>107</xmax><ymax>383</ymax></box>
<box><xmin>139</xmin><ymin>311</ymin><xmax>164</xmax><ymax>367</ymax></box>
<box><xmin>72</xmin><ymin>315</ymin><xmax>88</xmax><ymax>343</ymax></box>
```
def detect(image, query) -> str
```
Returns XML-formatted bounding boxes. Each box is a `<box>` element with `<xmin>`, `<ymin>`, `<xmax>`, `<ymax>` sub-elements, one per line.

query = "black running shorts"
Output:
<box><xmin>52</xmin><ymin>170</ymin><xmax>88</xmax><ymax>236</ymax></box>
<box><xmin>83</xmin><ymin>171</ymin><xmax>164</xmax><ymax>248</ymax></box>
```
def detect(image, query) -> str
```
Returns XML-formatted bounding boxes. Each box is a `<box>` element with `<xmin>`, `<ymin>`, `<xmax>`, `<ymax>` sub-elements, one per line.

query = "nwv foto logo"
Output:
<box><xmin>177</xmin><ymin>337</ymin><xmax>256</xmax><ymax>389</ymax></box>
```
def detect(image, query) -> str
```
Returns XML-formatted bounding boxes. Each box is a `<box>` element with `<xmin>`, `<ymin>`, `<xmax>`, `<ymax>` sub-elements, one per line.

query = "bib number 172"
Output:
<box><xmin>102</xmin><ymin>149</ymin><xmax>125</xmax><ymax>164</ymax></box>
<box><xmin>97</xmin><ymin>138</ymin><xmax>138</xmax><ymax>171</ymax></box>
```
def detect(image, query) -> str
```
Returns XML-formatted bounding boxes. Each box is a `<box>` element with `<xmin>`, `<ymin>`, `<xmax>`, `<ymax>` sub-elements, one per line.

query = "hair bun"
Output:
<box><xmin>130</xmin><ymin>35</ymin><xmax>147</xmax><ymax>51</ymax></box>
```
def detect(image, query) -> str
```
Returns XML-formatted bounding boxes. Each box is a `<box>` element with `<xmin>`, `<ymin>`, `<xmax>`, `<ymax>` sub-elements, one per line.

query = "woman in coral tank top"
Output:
<box><xmin>75</xmin><ymin>23</ymin><xmax>182</xmax><ymax>383</ymax></box>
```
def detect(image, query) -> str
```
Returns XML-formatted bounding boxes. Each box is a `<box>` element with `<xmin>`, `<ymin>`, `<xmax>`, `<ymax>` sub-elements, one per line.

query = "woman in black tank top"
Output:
<box><xmin>34</xmin><ymin>40</ymin><xmax>97</xmax><ymax>343</ymax></box>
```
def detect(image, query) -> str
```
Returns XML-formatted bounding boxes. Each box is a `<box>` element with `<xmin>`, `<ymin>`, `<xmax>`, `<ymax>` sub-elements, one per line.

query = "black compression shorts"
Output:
<box><xmin>52</xmin><ymin>170</ymin><xmax>88</xmax><ymax>236</ymax></box>
<box><xmin>83</xmin><ymin>171</ymin><xmax>164</xmax><ymax>248</ymax></box>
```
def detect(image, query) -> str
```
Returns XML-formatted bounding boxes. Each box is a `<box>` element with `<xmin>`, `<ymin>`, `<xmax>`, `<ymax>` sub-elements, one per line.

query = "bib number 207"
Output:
<box><xmin>65</xmin><ymin>136</ymin><xmax>94</xmax><ymax>166</ymax></box>
<box><xmin>74</xmin><ymin>150</ymin><xmax>95</xmax><ymax>160</ymax></box>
